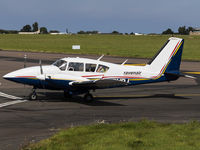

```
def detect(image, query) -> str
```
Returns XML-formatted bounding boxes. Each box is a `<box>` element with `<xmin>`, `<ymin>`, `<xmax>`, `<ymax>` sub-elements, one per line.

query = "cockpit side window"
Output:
<box><xmin>96</xmin><ymin>64</ymin><xmax>109</xmax><ymax>73</ymax></box>
<box><xmin>68</xmin><ymin>62</ymin><xmax>84</xmax><ymax>71</ymax></box>
<box><xmin>52</xmin><ymin>60</ymin><xmax>67</xmax><ymax>71</ymax></box>
<box><xmin>85</xmin><ymin>64</ymin><xmax>96</xmax><ymax>72</ymax></box>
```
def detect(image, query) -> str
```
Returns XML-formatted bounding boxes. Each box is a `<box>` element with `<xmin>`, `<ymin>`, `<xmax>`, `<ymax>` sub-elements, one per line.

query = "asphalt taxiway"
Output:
<box><xmin>0</xmin><ymin>50</ymin><xmax>200</xmax><ymax>150</ymax></box>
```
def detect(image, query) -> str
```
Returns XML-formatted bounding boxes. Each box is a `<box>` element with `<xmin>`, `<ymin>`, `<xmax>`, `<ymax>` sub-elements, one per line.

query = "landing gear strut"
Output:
<box><xmin>84</xmin><ymin>92</ymin><xmax>94</xmax><ymax>103</ymax></box>
<box><xmin>29</xmin><ymin>88</ymin><xmax>37</xmax><ymax>100</ymax></box>
<box><xmin>63</xmin><ymin>90</ymin><xmax>94</xmax><ymax>103</ymax></box>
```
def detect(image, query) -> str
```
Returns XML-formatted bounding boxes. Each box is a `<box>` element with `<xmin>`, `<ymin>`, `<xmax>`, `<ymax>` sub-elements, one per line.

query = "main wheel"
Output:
<box><xmin>29</xmin><ymin>92</ymin><xmax>37</xmax><ymax>100</ymax></box>
<box><xmin>84</xmin><ymin>93</ymin><xmax>94</xmax><ymax>103</ymax></box>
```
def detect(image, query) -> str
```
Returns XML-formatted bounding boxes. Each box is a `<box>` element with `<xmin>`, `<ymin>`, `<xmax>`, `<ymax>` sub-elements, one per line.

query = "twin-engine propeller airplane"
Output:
<box><xmin>3</xmin><ymin>37</ymin><xmax>195</xmax><ymax>102</ymax></box>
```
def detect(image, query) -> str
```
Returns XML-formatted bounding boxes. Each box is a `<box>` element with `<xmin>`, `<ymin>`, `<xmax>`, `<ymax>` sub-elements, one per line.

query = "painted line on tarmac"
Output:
<box><xmin>184</xmin><ymin>72</ymin><xmax>200</xmax><ymax>75</ymax></box>
<box><xmin>0</xmin><ymin>91</ymin><xmax>23</xmax><ymax>100</ymax></box>
<box><xmin>0</xmin><ymin>100</ymin><xmax>27</xmax><ymax>108</ymax></box>
<box><xmin>176</xmin><ymin>94</ymin><xmax>200</xmax><ymax>97</ymax></box>
<box><xmin>95</xmin><ymin>93</ymin><xmax>200</xmax><ymax>98</ymax></box>
<box><xmin>0</xmin><ymin>91</ymin><xmax>27</xmax><ymax>108</ymax></box>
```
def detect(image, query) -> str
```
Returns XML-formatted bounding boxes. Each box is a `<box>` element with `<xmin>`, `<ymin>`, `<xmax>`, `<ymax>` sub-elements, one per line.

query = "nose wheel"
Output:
<box><xmin>29</xmin><ymin>89</ymin><xmax>38</xmax><ymax>100</ymax></box>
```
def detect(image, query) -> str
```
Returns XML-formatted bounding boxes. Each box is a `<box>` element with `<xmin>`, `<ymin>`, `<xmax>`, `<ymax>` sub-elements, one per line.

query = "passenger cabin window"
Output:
<box><xmin>85</xmin><ymin>64</ymin><xmax>96</xmax><ymax>72</ymax></box>
<box><xmin>52</xmin><ymin>60</ymin><xmax>67</xmax><ymax>71</ymax></box>
<box><xmin>68</xmin><ymin>62</ymin><xmax>84</xmax><ymax>71</ymax></box>
<box><xmin>96</xmin><ymin>64</ymin><xmax>109</xmax><ymax>73</ymax></box>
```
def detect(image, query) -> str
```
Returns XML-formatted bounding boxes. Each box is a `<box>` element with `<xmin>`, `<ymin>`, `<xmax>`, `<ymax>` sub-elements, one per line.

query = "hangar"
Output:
<box><xmin>190</xmin><ymin>28</ymin><xmax>200</xmax><ymax>35</ymax></box>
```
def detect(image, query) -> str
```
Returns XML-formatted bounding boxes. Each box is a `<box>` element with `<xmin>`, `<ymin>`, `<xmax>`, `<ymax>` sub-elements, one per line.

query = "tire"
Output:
<box><xmin>84</xmin><ymin>93</ymin><xmax>94</xmax><ymax>103</ymax></box>
<box><xmin>29</xmin><ymin>92</ymin><xmax>37</xmax><ymax>100</ymax></box>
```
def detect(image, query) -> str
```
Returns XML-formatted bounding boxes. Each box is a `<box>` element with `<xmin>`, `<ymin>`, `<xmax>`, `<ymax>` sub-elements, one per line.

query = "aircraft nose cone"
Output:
<box><xmin>3</xmin><ymin>69</ymin><xmax>33</xmax><ymax>83</ymax></box>
<box><xmin>3</xmin><ymin>72</ymin><xmax>13</xmax><ymax>79</ymax></box>
<box><xmin>3</xmin><ymin>72</ymin><xmax>16</xmax><ymax>81</ymax></box>
<box><xmin>3</xmin><ymin>74</ymin><xmax>8</xmax><ymax>79</ymax></box>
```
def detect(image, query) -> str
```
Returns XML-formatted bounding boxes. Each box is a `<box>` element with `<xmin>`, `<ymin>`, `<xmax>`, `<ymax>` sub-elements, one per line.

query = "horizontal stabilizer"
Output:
<box><xmin>165</xmin><ymin>72</ymin><xmax>196</xmax><ymax>80</ymax></box>
<box><xmin>181</xmin><ymin>74</ymin><xmax>197</xmax><ymax>79</ymax></box>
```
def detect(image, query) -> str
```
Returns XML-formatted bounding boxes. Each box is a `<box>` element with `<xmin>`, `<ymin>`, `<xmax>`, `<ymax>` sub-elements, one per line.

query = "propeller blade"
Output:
<box><xmin>24</xmin><ymin>54</ymin><xmax>27</xmax><ymax>68</ymax></box>
<box><xmin>39</xmin><ymin>60</ymin><xmax>43</xmax><ymax>75</ymax></box>
<box><xmin>39</xmin><ymin>60</ymin><xmax>46</xmax><ymax>96</ymax></box>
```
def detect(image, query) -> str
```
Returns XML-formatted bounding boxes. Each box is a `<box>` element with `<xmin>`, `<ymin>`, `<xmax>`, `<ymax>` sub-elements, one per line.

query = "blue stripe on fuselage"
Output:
<box><xmin>5</xmin><ymin>73</ymin><xmax>177</xmax><ymax>90</ymax></box>
<box><xmin>4</xmin><ymin>77</ymin><xmax>72</xmax><ymax>90</ymax></box>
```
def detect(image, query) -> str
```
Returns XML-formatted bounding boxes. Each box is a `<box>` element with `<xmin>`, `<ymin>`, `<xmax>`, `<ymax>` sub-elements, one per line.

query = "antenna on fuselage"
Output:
<box><xmin>121</xmin><ymin>59</ymin><xmax>128</xmax><ymax>65</ymax></box>
<box><xmin>97</xmin><ymin>55</ymin><xmax>104</xmax><ymax>61</ymax></box>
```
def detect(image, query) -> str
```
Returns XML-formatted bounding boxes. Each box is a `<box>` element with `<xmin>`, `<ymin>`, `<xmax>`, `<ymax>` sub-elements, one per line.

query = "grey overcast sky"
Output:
<box><xmin>0</xmin><ymin>0</ymin><xmax>199</xmax><ymax>33</ymax></box>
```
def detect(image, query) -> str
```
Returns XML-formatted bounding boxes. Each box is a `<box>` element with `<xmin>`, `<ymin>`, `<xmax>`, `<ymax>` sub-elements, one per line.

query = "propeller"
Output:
<box><xmin>24</xmin><ymin>54</ymin><xmax>27</xmax><ymax>68</ymax></box>
<box><xmin>37</xmin><ymin>60</ymin><xmax>45</xmax><ymax>80</ymax></box>
<box><xmin>23</xmin><ymin>54</ymin><xmax>27</xmax><ymax>98</ymax></box>
<box><xmin>38</xmin><ymin>59</ymin><xmax>46</xmax><ymax>100</ymax></box>
<box><xmin>39</xmin><ymin>60</ymin><xmax>43</xmax><ymax>75</ymax></box>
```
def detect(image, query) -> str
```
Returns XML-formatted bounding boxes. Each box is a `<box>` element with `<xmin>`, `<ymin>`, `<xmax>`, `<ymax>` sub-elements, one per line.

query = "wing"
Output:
<box><xmin>70</xmin><ymin>79</ymin><xmax>129</xmax><ymax>89</ymax></box>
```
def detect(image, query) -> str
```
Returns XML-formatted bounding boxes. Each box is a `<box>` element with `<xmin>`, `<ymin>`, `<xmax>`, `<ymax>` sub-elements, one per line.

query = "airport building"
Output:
<box><xmin>190</xmin><ymin>28</ymin><xmax>200</xmax><ymax>35</ymax></box>
<box><xmin>18</xmin><ymin>29</ymin><xmax>40</xmax><ymax>34</ymax></box>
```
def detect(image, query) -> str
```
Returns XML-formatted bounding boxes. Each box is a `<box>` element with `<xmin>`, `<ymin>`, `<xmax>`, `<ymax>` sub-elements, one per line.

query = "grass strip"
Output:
<box><xmin>0</xmin><ymin>34</ymin><xmax>200</xmax><ymax>60</ymax></box>
<box><xmin>23</xmin><ymin>120</ymin><xmax>200</xmax><ymax>150</ymax></box>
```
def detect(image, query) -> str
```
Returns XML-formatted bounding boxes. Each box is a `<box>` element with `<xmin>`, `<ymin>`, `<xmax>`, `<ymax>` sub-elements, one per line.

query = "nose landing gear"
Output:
<box><xmin>29</xmin><ymin>88</ymin><xmax>37</xmax><ymax>100</ymax></box>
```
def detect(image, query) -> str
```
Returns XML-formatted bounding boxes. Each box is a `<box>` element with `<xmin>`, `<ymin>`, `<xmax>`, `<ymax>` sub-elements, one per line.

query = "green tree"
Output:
<box><xmin>178</xmin><ymin>26</ymin><xmax>195</xmax><ymax>35</ymax></box>
<box><xmin>187</xmin><ymin>27</ymin><xmax>194</xmax><ymax>32</ymax></box>
<box><xmin>186</xmin><ymin>27</ymin><xmax>194</xmax><ymax>34</ymax></box>
<box><xmin>162</xmin><ymin>28</ymin><xmax>174</xmax><ymax>34</ymax></box>
<box><xmin>32</xmin><ymin>22</ymin><xmax>38</xmax><ymax>32</ymax></box>
<box><xmin>77</xmin><ymin>30</ymin><xmax>85</xmax><ymax>34</ymax></box>
<box><xmin>20</xmin><ymin>25</ymin><xmax>32</xmax><ymax>32</ymax></box>
<box><xmin>49</xmin><ymin>30</ymin><xmax>59</xmax><ymax>33</ymax></box>
<box><xmin>112</xmin><ymin>30</ymin><xmax>119</xmax><ymax>34</ymax></box>
<box><xmin>178</xmin><ymin>26</ymin><xmax>187</xmax><ymax>35</ymax></box>
<box><xmin>40</xmin><ymin>27</ymin><xmax>48</xmax><ymax>34</ymax></box>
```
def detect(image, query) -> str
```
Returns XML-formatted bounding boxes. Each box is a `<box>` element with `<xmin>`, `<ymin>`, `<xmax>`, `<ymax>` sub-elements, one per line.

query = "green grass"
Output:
<box><xmin>0</xmin><ymin>34</ymin><xmax>200</xmax><ymax>60</ymax></box>
<box><xmin>23</xmin><ymin>120</ymin><xmax>200</xmax><ymax>150</ymax></box>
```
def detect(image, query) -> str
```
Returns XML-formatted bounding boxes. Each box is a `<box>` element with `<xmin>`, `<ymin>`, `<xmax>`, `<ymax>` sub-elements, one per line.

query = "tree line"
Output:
<box><xmin>20</xmin><ymin>22</ymin><xmax>49</xmax><ymax>34</ymax></box>
<box><xmin>0</xmin><ymin>22</ymin><xmax>54</xmax><ymax>34</ymax></box>
<box><xmin>0</xmin><ymin>22</ymin><xmax>197</xmax><ymax>35</ymax></box>
<box><xmin>162</xmin><ymin>26</ymin><xmax>195</xmax><ymax>35</ymax></box>
<box><xmin>77</xmin><ymin>27</ymin><xmax>196</xmax><ymax>35</ymax></box>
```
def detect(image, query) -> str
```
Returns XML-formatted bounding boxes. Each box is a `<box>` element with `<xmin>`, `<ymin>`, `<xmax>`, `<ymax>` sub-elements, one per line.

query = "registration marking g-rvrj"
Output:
<box><xmin>0</xmin><ymin>92</ymin><xmax>27</xmax><ymax>108</ymax></box>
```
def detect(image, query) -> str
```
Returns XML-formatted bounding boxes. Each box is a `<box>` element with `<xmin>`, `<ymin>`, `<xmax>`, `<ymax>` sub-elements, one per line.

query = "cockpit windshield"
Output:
<box><xmin>52</xmin><ymin>60</ymin><xmax>67</xmax><ymax>71</ymax></box>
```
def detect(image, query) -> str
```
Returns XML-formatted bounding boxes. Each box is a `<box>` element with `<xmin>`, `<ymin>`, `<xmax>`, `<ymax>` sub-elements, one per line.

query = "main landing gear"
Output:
<box><xmin>28</xmin><ymin>88</ymin><xmax>94</xmax><ymax>102</ymax></box>
<box><xmin>29</xmin><ymin>88</ymin><xmax>37</xmax><ymax>100</ymax></box>
<box><xmin>64</xmin><ymin>90</ymin><xmax>94</xmax><ymax>103</ymax></box>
